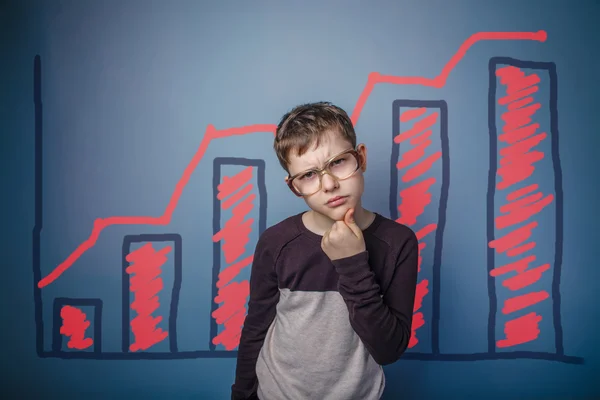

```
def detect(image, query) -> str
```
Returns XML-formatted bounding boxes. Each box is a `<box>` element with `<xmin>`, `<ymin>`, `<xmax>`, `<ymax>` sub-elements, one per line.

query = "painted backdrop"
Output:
<box><xmin>2</xmin><ymin>0</ymin><xmax>600</xmax><ymax>398</ymax></box>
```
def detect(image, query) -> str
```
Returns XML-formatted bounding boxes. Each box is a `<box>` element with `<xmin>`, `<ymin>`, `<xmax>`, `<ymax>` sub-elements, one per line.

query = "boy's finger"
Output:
<box><xmin>343</xmin><ymin>208</ymin><xmax>362</xmax><ymax>238</ymax></box>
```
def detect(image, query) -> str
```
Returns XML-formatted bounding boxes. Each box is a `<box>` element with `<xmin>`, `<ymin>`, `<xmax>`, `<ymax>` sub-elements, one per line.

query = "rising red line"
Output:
<box><xmin>37</xmin><ymin>30</ymin><xmax>547</xmax><ymax>288</ymax></box>
<box><xmin>350</xmin><ymin>31</ymin><xmax>546</xmax><ymax>124</ymax></box>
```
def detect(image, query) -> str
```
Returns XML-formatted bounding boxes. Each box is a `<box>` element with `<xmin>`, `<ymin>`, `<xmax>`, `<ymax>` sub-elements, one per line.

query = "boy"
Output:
<box><xmin>231</xmin><ymin>102</ymin><xmax>419</xmax><ymax>400</ymax></box>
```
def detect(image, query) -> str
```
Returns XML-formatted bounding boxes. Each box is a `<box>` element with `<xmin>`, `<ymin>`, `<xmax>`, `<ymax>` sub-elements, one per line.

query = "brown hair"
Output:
<box><xmin>274</xmin><ymin>101</ymin><xmax>357</xmax><ymax>174</ymax></box>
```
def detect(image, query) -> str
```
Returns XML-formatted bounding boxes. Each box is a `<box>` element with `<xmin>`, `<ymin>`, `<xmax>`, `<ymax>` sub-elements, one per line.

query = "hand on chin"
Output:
<box><xmin>326</xmin><ymin>205</ymin><xmax>350</xmax><ymax>222</ymax></box>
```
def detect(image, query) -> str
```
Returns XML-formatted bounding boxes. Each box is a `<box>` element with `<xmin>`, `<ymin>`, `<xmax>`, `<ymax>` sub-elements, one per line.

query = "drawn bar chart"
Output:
<box><xmin>210</xmin><ymin>158</ymin><xmax>267</xmax><ymax>353</ymax></box>
<box><xmin>33</xmin><ymin>32</ymin><xmax>584</xmax><ymax>364</ymax></box>
<box><xmin>487</xmin><ymin>57</ymin><xmax>564</xmax><ymax>356</ymax></box>
<box><xmin>390</xmin><ymin>100</ymin><xmax>449</xmax><ymax>355</ymax></box>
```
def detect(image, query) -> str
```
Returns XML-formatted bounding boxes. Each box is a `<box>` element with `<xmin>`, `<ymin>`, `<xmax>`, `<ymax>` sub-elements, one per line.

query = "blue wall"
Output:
<box><xmin>2</xmin><ymin>0</ymin><xmax>599</xmax><ymax>398</ymax></box>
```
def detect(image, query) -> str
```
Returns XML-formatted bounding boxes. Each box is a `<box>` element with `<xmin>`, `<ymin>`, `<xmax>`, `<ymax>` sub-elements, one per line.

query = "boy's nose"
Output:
<box><xmin>321</xmin><ymin>173</ymin><xmax>339</xmax><ymax>192</ymax></box>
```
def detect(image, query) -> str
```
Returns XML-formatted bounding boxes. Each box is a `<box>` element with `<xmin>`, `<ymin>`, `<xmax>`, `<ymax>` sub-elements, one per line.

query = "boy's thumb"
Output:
<box><xmin>345</xmin><ymin>208</ymin><xmax>355</xmax><ymax>224</ymax></box>
<box><xmin>344</xmin><ymin>208</ymin><xmax>361</xmax><ymax>237</ymax></box>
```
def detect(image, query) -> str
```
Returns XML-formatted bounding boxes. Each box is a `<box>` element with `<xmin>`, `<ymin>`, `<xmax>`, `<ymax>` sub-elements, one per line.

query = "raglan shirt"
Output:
<box><xmin>231</xmin><ymin>211</ymin><xmax>419</xmax><ymax>400</ymax></box>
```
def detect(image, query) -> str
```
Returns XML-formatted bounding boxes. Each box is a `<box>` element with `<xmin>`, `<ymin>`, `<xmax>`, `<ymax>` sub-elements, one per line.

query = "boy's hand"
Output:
<box><xmin>321</xmin><ymin>208</ymin><xmax>366</xmax><ymax>261</ymax></box>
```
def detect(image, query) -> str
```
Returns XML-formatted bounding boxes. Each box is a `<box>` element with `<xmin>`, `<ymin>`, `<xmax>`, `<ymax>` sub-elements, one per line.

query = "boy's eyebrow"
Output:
<box><xmin>298</xmin><ymin>149</ymin><xmax>347</xmax><ymax>172</ymax></box>
<box><xmin>300</xmin><ymin>155</ymin><xmax>332</xmax><ymax>171</ymax></box>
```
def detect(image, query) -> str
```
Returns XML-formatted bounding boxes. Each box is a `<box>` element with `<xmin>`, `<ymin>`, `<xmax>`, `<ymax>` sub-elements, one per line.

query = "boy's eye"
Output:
<box><xmin>299</xmin><ymin>171</ymin><xmax>316</xmax><ymax>180</ymax></box>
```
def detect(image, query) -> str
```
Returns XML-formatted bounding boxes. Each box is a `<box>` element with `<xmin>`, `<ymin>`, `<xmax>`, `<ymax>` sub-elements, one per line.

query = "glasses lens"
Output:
<box><xmin>292</xmin><ymin>169</ymin><xmax>320</xmax><ymax>195</ymax></box>
<box><xmin>291</xmin><ymin>152</ymin><xmax>358</xmax><ymax>195</ymax></box>
<box><xmin>327</xmin><ymin>152</ymin><xmax>358</xmax><ymax>180</ymax></box>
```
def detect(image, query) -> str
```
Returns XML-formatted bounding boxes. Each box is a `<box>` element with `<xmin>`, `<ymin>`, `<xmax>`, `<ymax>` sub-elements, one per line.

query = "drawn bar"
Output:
<box><xmin>390</xmin><ymin>100</ymin><xmax>449</xmax><ymax>355</ymax></box>
<box><xmin>487</xmin><ymin>57</ymin><xmax>563</xmax><ymax>355</ymax></box>
<box><xmin>122</xmin><ymin>234</ymin><xmax>182</xmax><ymax>354</ymax></box>
<box><xmin>211</xmin><ymin>158</ymin><xmax>267</xmax><ymax>352</ymax></box>
<box><xmin>52</xmin><ymin>298</ymin><xmax>102</xmax><ymax>354</ymax></box>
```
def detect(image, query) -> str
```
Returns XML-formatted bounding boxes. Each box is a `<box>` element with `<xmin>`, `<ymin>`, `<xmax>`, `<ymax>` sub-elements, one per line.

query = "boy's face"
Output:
<box><xmin>286</xmin><ymin>130</ymin><xmax>367</xmax><ymax>222</ymax></box>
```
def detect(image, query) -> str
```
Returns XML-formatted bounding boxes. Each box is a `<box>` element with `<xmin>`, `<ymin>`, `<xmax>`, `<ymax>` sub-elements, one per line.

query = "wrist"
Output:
<box><xmin>331</xmin><ymin>251</ymin><xmax>370</xmax><ymax>277</ymax></box>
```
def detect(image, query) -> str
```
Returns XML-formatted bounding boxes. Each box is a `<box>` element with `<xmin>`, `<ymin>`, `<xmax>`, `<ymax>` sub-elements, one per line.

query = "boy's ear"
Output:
<box><xmin>357</xmin><ymin>143</ymin><xmax>367</xmax><ymax>171</ymax></box>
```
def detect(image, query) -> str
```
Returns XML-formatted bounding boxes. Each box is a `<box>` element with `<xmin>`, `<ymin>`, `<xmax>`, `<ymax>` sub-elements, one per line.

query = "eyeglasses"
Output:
<box><xmin>285</xmin><ymin>147</ymin><xmax>362</xmax><ymax>197</ymax></box>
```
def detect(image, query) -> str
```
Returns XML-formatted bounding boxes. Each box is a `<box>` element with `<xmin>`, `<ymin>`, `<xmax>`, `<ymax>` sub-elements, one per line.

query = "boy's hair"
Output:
<box><xmin>274</xmin><ymin>101</ymin><xmax>357</xmax><ymax>174</ymax></box>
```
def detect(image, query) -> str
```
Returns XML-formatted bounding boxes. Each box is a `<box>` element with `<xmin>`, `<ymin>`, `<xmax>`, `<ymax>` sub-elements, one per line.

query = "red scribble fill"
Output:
<box><xmin>217</xmin><ymin>255</ymin><xmax>254</xmax><ymax>289</ymax></box>
<box><xmin>491</xmin><ymin>65</ymin><xmax>553</xmax><ymax>348</ymax></box>
<box><xmin>400</xmin><ymin>107</ymin><xmax>427</xmax><ymax>122</ymax></box>
<box><xmin>126</xmin><ymin>243</ymin><xmax>170</xmax><ymax>351</ymax></box>
<box><xmin>416</xmin><ymin>242</ymin><xmax>426</xmax><ymax>272</ymax></box>
<box><xmin>507</xmin><ymin>183</ymin><xmax>539</xmax><ymax>201</ymax></box>
<box><xmin>411</xmin><ymin>129</ymin><xmax>433</xmax><ymax>146</ymax></box>
<box><xmin>413</xmin><ymin>280</ymin><xmax>429</xmax><ymax>312</ymax></box>
<box><xmin>489</xmin><ymin>221</ymin><xmax>537</xmax><ymax>253</ymax></box>
<box><xmin>212</xmin><ymin>281</ymin><xmax>250</xmax><ymax>350</ymax></box>
<box><xmin>502</xmin><ymin>291</ymin><xmax>549</xmax><ymax>314</ymax></box>
<box><xmin>394</xmin><ymin>113</ymin><xmax>438</xmax><ymax>144</ymax></box>
<box><xmin>506</xmin><ymin>242</ymin><xmax>536</xmax><ymax>257</ymax></box>
<box><xmin>497</xmin><ymin>312</ymin><xmax>543</xmax><ymax>348</ymax></box>
<box><xmin>213</xmin><ymin>167</ymin><xmax>255</xmax><ymax>264</ymax></box>
<box><xmin>397</xmin><ymin>178</ymin><xmax>435</xmax><ymax>226</ymax></box>
<box><xmin>212</xmin><ymin>167</ymin><xmax>255</xmax><ymax>350</ymax></box>
<box><xmin>60</xmin><ymin>305</ymin><xmax>94</xmax><ymax>350</ymax></box>
<box><xmin>496</xmin><ymin>191</ymin><xmax>554</xmax><ymax>230</ymax></box>
<box><xmin>396</xmin><ymin>108</ymin><xmax>441</xmax><ymax>349</ymax></box>
<box><xmin>502</xmin><ymin>263</ymin><xmax>550</xmax><ymax>291</ymax></box>
<box><xmin>38</xmin><ymin>30</ymin><xmax>546</xmax><ymax>289</ymax></box>
<box><xmin>408</xmin><ymin>312</ymin><xmax>425</xmax><ymax>348</ymax></box>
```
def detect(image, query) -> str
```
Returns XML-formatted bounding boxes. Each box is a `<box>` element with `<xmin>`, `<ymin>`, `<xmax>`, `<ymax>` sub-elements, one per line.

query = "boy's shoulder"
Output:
<box><xmin>255</xmin><ymin>212</ymin><xmax>304</xmax><ymax>252</ymax></box>
<box><xmin>367</xmin><ymin>213</ymin><xmax>418</xmax><ymax>251</ymax></box>
<box><xmin>262</xmin><ymin>211</ymin><xmax>303</xmax><ymax>236</ymax></box>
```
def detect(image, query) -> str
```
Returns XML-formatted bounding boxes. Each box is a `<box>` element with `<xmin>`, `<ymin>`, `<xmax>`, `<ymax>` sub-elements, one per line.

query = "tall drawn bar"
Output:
<box><xmin>121</xmin><ymin>234</ymin><xmax>182</xmax><ymax>355</ymax></box>
<box><xmin>210</xmin><ymin>158</ymin><xmax>267</xmax><ymax>353</ymax></box>
<box><xmin>487</xmin><ymin>57</ymin><xmax>563</xmax><ymax>356</ymax></box>
<box><xmin>390</xmin><ymin>100</ymin><xmax>449</xmax><ymax>355</ymax></box>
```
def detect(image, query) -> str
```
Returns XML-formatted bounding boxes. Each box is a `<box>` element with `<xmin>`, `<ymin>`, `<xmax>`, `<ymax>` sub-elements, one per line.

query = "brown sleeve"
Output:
<box><xmin>333</xmin><ymin>230</ymin><xmax>419</xmax><ymax>365</ymax></box>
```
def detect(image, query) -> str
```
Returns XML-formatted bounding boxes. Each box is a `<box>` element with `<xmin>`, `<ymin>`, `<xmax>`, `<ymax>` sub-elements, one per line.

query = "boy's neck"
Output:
<box><xmin>303</xmin><ymin>206</ymin><xmax>375</xmax><ymax>236</ymax></box>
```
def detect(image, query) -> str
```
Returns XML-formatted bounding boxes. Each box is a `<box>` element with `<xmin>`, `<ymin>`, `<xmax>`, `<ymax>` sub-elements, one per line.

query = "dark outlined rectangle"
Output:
<box><xmin>210</xmin><ymin>157</ymin><xmax>267</xmax><ymax>354</ymax></box>
<box><xmin>121</xmin><ymin>233</ymin><xmax>182</xmax><ymax>355</ymax></box>
<box><xmin>52</xmin><ymin>297</ymin><xmax>102</xmax><ymax>355</ymax></box>
<box><xmin>487</xmin><ymin>57</ymin><xmax>563</xmax><ymax>356</ymax></box>
<box><xmin>390</xmin><ymin>100</ymin><xmax>449</xmax><ymax>356</ymax></box>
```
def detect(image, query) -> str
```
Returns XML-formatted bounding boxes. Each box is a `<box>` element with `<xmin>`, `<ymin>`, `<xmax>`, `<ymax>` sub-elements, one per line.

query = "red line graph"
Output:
<box><xmin>38</xmin><ymin>30</ymin><xmax>547</xmax><ymax>288</ymax></box>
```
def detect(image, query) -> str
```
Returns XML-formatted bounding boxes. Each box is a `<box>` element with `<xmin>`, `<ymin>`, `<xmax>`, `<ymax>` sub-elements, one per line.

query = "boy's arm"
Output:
<box><xmin>231</xmin><ymin>234</ymin><xmax>280</xmax><ymax>400</ymax></box>
<box><xmin>332</xmin><ymin>230</ymin><xmax>419</xmax><ymax>365</ymax></box>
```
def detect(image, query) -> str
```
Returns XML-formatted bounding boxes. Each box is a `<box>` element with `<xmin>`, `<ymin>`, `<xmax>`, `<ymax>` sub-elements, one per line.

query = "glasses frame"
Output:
<box><xmin>285</xmin><ymin>146</ymin><xmax>363</xmax><ymax>197</ymax></box>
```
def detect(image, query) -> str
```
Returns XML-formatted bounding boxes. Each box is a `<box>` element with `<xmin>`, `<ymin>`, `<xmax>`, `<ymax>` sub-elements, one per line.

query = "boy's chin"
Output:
<box><xmin>319</xmin><ymin>205</ymin><xmax>351</xmax><ymax>221</ymax></box>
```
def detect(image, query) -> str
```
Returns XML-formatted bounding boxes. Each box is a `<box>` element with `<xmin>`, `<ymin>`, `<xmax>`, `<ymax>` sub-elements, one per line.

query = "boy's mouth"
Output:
<box><xmin>326</xmin><ymin>196</ymin><xmax>348</xmax><ymax>206</ymax></box>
